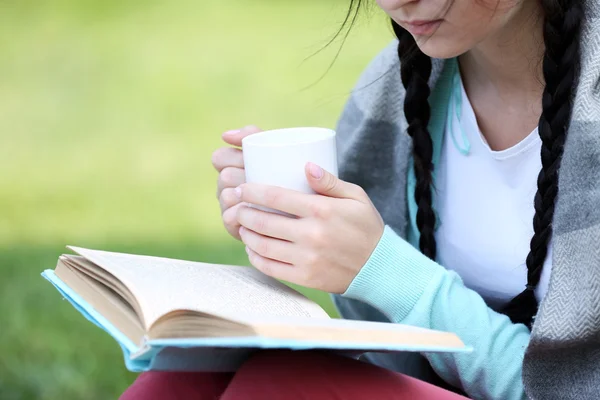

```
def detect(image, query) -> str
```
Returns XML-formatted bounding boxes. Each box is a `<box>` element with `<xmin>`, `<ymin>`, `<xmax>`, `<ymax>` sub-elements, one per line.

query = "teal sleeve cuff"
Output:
<box><xmin>343</xmin><ymin>225</ymin><xmax>443</xmax><ymax>321</ymax></box>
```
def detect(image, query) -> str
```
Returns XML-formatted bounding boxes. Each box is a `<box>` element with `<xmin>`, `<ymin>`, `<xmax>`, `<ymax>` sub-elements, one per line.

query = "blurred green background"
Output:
<box><xmin>0</xmin><ymin>0</ymin><xmax>390</xmax><ymax>398</ymax></box>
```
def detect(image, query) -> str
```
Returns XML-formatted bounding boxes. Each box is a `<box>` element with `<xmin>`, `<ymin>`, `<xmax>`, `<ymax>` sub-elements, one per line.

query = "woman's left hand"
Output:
<box><xmin>235</xmin><ymin>162</ymin><xmax>384</xmax><ymax>294</ymax></box>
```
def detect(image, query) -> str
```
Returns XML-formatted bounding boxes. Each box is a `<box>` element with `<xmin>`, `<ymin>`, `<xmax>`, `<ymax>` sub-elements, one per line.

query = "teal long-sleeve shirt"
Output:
<box><xmin>343</xmin><ymin>226</ymin><xmax>530</xmax><ymax>399</ymax></box>
<box><xmin>339</xmin><ymin>57</ymin><xmax>530</xmax><ymax>400</ymax></box>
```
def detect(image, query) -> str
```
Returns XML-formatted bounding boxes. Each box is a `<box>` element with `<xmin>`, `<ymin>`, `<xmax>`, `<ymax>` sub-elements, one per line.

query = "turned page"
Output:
<box><xmin>68</xmin><ymin>247</ymin><xmax>330</xmax><ymax>329</ymax></box>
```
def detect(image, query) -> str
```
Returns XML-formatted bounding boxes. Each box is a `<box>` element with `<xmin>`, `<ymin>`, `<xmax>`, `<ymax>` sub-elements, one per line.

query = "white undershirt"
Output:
<box><xmin>435</xmin><ymin>77</ymin><xmax>552</xmax><ymax>311</ymax></box>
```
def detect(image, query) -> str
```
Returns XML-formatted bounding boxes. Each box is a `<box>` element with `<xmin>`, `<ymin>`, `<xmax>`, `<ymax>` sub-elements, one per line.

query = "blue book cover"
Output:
<box><xmin>41</xmin><ymin>247</ymin><xmax>471</xmax><ymax>373</ymax></box>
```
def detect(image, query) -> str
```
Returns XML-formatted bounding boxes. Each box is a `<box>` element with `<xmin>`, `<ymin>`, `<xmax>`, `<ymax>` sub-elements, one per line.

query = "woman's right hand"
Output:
<box><xmin>212</xmin><ymin>125</ymin><xmax>262</xmax><ymax>240</ymax></box>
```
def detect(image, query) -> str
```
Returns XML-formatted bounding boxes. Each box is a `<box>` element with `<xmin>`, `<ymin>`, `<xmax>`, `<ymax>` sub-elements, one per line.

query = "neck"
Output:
<box><xmin>457</xmin><ymin>2</ymin><xmax>545</xmax><ymax>150</ymax></box>
<box><xmin>459</xmin><ymin>2</ymin><xmax>545</xmax><ymax>100</ymax></box>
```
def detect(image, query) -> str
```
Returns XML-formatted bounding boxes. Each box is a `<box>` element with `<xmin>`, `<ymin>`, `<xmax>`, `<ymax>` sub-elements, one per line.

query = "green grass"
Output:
<box><xmin>0</xmin><ymin>1</ymin><xmax>390</xmax><ymax>398</ymax></box>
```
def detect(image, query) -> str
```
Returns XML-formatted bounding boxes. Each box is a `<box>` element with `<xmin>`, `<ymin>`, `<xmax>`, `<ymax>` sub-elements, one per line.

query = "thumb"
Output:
<box><xmin>221</xmin><ymin>125</ymin><xmax>262</xmax><ymax>147</ymax></box>
<box><xmin>306</xmin><ymin>162</ymin><xmax>362</xmax><ymax>200</ymax></box>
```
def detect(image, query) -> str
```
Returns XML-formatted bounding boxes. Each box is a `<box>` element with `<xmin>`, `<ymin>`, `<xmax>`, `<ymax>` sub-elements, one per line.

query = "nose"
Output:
<box><xmin>376</xmin><ymin>0</ymin><xmax>419</xmax><ymax>11</ymax></box>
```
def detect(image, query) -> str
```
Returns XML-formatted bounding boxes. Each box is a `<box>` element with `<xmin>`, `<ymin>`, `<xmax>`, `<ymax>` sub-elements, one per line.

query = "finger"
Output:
<box><xmin>305</xmin><ymin>162</ymin><xmax>365</xmax><ymax>201</ymax></box>
<box><xmin>221</xmin><ymin>125</ymin><xmax>262</xmax><ymax>147</ymax></box>
<box><xmin>212</xmin><ymin>147</ymin><xmax>244</xmax><ymax>172</ymax></box>
<box><xmin>237</xmin><ymin>183</ymin><xmax>315</xmax><ymax>218</ymax></box>
<box><xmin>223</xmin><ymin>202</ymin><xmax>245</xmax><ymax>239</ymax></box>
<box><xmin>217</xmin><ymin>167</ymin><xmax>246</xmax><ymax>196</ymax></box>
<box><xmin>237</xmin><ymin>205</ymin><xmax>299</xmax><ymax>242</ymax></box>
<box><xmin>219</xmin><ymin>188</ymin><xmax>242</xmax><ymax>212</ymax></box>
<box><xmin>245</xmin><ymin>246</ymin><xmax>300</xmax><ymax>284</ymax></box>
<box><xmin>239</xmin><ymin>226</ymin><xmax>296</xmax><ymax>265</ymax></box>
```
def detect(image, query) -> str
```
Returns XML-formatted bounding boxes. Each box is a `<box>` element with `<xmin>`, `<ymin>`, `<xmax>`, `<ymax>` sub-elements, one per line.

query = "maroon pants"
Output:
<box><xmin>120</xmin><ymin>351</ymin><xmax>468</xmax><ymax>400</ymax></box>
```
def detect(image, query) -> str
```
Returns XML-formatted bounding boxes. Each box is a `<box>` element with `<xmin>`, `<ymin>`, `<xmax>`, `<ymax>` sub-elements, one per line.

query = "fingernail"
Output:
<box><xmin>223</xmin><ymin>129</ymin><xmax>241</xmax><ymax>137</ymax></box>
<box><xmin>308</xmin><ymin>163</ymin><xmax>323</xmax><ymax>179</ymax></box>
<box><xmin>245</xmin><ymin>246</ymin><xmax>250</xmax><ymax>254</ymax></box>
<box><xmin>234</xmin><ymin>187</ymin><xmax>242</xmax><ymax>198</ymax></box>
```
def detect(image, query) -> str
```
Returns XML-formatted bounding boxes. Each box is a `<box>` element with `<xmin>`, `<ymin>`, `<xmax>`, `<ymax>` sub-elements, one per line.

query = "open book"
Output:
<box><xmin>42</xmin><ymin>246</ymin><xmax>470</xmax><ymax>372</ymax></box>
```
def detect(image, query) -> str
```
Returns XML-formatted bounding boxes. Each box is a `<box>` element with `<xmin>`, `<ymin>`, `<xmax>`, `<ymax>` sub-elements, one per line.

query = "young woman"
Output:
<box><xmin>121</xmin><ymin>0</ymin><xmax>600</xmax><ymax>398</ymax></box>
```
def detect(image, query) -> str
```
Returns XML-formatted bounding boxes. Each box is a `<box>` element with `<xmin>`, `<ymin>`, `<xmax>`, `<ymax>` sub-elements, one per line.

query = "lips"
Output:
<box><xmin>402</xmin><ymin>19</ymin><xmax>443</xmax><ymax>36</ymax></box>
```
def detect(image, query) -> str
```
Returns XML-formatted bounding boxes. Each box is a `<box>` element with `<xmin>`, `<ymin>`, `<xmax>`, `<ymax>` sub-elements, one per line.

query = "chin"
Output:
<box><xmin>414</xmin><ymin>36</ymin><xmax>470</xmax><ymax>59</ymax></box>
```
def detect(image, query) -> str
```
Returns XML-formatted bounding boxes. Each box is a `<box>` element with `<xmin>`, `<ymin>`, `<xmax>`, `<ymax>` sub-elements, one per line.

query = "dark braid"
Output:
<box><xmin>501</xmin><ymin>0</ymin><xmax>582</xmax><ymax>327</ymax></box>
<box><xmin>390</xmin><ymin>0</ymin><xmax>582</xmax><ymax>328</ymax></box>
<box><xmin>392</xmin><ymin>21</ymin><xmax>437</xmax><ymax>260</ymax></box>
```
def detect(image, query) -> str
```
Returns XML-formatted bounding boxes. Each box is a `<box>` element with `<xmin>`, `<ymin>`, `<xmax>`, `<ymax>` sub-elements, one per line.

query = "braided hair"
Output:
<box><xmin>393</xmin><ymin>23</ymin><xmax>437</xmax><ymax>260</ymax></box>
<box><xmin>392</xmin><ymin>0</ymin><xmax>582</xmax><ymax>328</ymax></box>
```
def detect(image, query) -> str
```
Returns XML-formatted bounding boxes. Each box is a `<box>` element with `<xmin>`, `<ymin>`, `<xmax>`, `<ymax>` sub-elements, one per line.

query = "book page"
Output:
<box><xmin>242</xmin><ymin>315</ymin><xmax>466</xmax><ymax>349</ymax></box>
<box><xmin>68</xmin><ymin>247</ymin><xmax>330</xmax><ymax>329</ymax></box>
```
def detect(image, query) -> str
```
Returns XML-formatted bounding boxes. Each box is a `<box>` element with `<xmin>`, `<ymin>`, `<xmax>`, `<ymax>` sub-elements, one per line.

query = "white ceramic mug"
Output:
<box><xmin>242</xmin><ymin>127</ymin><xmax>338</xmax><ymax>215</ymax></box>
